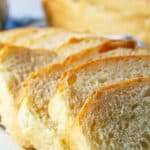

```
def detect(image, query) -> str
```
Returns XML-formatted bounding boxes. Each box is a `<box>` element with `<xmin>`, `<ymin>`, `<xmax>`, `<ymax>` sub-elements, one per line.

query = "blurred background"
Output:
<box><xmin>0</xmin><ymin>0</ymin><xmax>149</xmax><ymax>46</ymax></box>
<box><xmin>0</xmin><ymin>0</ymin><xmax>46</xmax><ymax>29</ymax></box>
<box><xmin>8</xmin><ymin>0</ymin><xmax>43</xmax><ymax>18</ymax></box>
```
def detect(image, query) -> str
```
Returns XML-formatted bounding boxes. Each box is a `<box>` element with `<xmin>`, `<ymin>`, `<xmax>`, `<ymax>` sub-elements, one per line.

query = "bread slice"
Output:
<box><xmin>43</xmin><ymin>0</ymin><xmax>150</xmax><ymax>45</ymax></box>
<box><xmin>69</xmin><ymin>77</ymin><xmax>150</xmax><ymax>150</ymax></box>
<box><xmin>0</xmin><ymin>46</ymin><xmax>58</xmax><ymax>148</ymax></box>
<box><xmin>18</xmin><ymin>52</ymin><xmax>149</xmax><ymax>150</ymax></box>
<box><xmin>48</xmin><ymin>55</ymin><xmax>150</xmax><ymax>148</ymax></box>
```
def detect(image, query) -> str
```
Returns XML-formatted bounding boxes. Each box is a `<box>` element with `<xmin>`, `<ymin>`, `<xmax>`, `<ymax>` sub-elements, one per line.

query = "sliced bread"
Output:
<box><xmin>0</xmin><ymin>37</ymin><xmax>111</xmax><ymax>148</ymax></box>
<box><xmin>69</xmin><ymin>77</ymin><xmax>150</xmax><ymax>150</ymax></box>
<box><xmin>18</xmin><ymin>53</ymin><xmax>149</xmax><ymax>150</ymax></box>
<box><xmin>48</xmin><ymin>56</ymin><xmax>150</xmax><ymax>148</ymax></box>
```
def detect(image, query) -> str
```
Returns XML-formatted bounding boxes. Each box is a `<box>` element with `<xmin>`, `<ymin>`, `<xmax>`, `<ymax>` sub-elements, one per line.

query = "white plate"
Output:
<box><xmin>0</xmin><ymin>128</ymin><xmax>21</xmax><ymax>150</ymax></box>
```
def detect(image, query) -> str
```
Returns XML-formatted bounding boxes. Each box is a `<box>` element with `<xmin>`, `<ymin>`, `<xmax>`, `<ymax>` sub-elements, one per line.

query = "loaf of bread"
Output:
<box><xmin>0</xmin><ymin>27</ymin><xmax>149</xmax><ymax>150</ymax></box>
<box><xmin>43</xmin><ymin>0</ymin><xmax>150</xmax><ymax>45</ymax></box>
<box><xmin>69</xmin><ymin>77</ymin><xmax>150</xmax><ymax>150</ymax></box>
<box><xmin>17</xmin><ymin>42</ymin><xmax>148</xmax><ymax>150</ymax></box>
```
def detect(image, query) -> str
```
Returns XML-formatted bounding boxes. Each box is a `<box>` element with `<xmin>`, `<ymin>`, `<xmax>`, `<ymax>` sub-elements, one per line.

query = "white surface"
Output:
<box><xmin>0</xmin><ymin>129</ymin><xmax>21</xmax><ymax>150</ymax></box>
<box><xmin>8</xmin><ymin>0</ymin><xmax>44</xmax><ymax>18</ymax></box>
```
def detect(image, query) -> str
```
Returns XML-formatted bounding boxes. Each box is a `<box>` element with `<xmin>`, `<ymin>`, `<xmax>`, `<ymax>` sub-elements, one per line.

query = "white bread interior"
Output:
<box><xmin>69</xmin><ymin>77</ymin><xmax>150</xmax><ymax>150</ymax></box>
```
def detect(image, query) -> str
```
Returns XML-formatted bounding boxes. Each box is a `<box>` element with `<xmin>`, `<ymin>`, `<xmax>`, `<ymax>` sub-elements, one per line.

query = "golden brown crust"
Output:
<box><xmin>62</xmin><ymin>39</ymin><xmax>139</xmax><ymax>67</ymax></box>
<box><xmin>56</xmin><ymin>36</ymin><xmax>106</xmax><ymax>52</ymax></box>
<box><xmin>78</xmin><ymin>77</ymin><xmax>150</xmax><ymax>124</ymax></box>
<box><xmin>59</xmin><ymin>55</ymin><xmax>150</xmax><ymax>84</ymax></box>
<box><xmin>97</xmin><ymin>39</ymin><xmax>137</xmax><ymax>52</ymax></box>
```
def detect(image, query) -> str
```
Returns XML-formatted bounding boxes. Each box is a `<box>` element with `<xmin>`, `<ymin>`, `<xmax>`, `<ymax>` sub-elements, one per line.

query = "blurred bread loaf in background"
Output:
<box><xmin>42</xmin><ymin>0</ymin><xmax>150</xmax><ymax>45</ymax></box>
